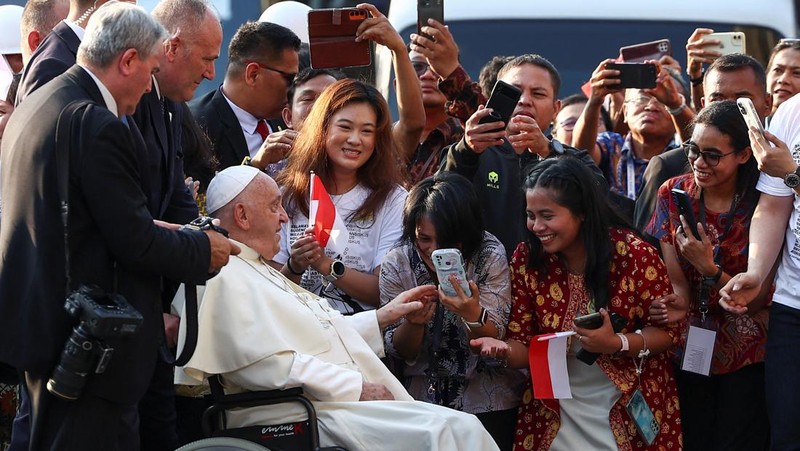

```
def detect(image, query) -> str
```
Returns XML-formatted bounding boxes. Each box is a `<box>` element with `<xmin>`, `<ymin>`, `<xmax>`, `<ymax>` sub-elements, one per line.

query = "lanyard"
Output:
<box><xmin>695</xmin><ymin>189</ymin><xmax>738</xmax><ymax>320</ymax></box>
<box><xmin>626</xmin><ymin>157</ymin><xmax>636</xmax><ymax>200</ymax></box>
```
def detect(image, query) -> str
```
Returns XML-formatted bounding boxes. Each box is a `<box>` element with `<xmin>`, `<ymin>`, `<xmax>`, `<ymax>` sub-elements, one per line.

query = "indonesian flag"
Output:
<box><xmin>529</xmin><ymin>332</ymin><xmax>573</xmax><ymax>399</ymax></box>
<box><xmin>309</xmin><ymin>172</ymin><xmax>349</xmax><ymax>257</ymax></box>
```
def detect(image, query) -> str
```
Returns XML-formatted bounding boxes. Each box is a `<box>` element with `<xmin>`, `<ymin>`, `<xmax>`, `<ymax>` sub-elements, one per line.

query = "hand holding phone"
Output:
<box><xmin>432</xmin><ymin>248</ymin><xmax>472</xmax><ymax>297</ymax></box>
<box><xmin>671</xmin><ymin>188</ymin><xmax>700</xmax><ymax>240</ymax></box>
<box><xmin>478</xmin><ymin>80</ymin><xmax>521</xmax><ymax>132</ymax></box>
<box><xmin>575</xmin><ymin>311</ymin><xmax>627</xmax><ymax>365</ymax></box>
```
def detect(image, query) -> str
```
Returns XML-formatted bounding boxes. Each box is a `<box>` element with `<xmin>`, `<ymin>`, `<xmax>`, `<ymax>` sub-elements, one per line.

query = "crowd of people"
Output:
<box><xmin>1</xmin><ymin>0</ymin><xmax>800</xmax><ymax>450</ymax></box>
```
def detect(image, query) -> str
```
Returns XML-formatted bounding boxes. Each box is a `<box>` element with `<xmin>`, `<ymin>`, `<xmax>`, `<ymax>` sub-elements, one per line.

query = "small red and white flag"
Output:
<box><xmin>309</xmin><ymin>172</ymin><xmax>349</xmax><ymax>257</ymax></box>
<box><xmin>529</xmin><ymin>331</ymin><xmax>574</xmax><ymax>399</ymax></box>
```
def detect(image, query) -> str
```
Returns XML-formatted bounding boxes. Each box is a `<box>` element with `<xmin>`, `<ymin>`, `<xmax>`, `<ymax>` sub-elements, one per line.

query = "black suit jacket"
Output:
<box><xmin>189</xmin><ymin>86</ymin><xmax>284</xmax><ymax>170</ymax></box>
<box><xmin>132</xmin><ymin>89</ymin><xmax>198</xmax><ymax>224</ymax></box>
<box><xmin>0</xmin><ymin>66</ymin><xmax>211</xmax><ymax>403</ymax></box>
<box><xmin>189</xmin><ymin>87</ymin><xmax>249</xmax><ymax>170</ymax></box>
<box><xmin>16</xmin><ymin>21</ymin><xmax>80</xmax><ymax>105</ymax></box>
<box><xmin>634</xmin><ymin>146</ymin><xmax>690</xmax><ymax>234</ymax></box>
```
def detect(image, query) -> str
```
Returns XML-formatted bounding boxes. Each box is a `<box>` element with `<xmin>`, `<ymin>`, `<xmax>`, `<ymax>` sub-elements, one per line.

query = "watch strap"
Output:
<box><xmin>462</xmin><ymin>307</ymin><xmax>487</xmax><ymax>329</ymax></box>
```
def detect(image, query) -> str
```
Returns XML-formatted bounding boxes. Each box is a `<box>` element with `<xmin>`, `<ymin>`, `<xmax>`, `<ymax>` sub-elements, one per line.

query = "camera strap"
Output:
<box><xmin>174</xmin><ymin>285</ymin><xmax>198</xmax><ymax>366</ymax></box>
<box><xmin>54</xmin><ymin>100</ymin><xmax>94</xmax><ymax>293</ymax></box>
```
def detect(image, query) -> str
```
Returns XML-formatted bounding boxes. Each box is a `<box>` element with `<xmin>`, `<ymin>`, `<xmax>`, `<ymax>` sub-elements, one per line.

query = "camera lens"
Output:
<box><xmin>47</xmin><ymin>326</ymin><xmax>96</xmax><ymax>400</ymax></box>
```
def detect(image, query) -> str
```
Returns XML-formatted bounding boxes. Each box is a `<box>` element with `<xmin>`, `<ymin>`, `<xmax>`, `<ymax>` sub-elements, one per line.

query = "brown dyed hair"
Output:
<box><xmin>277</xmin><ymin>78</ymin><xmax>402</xmax><ymax>221</ymax></box>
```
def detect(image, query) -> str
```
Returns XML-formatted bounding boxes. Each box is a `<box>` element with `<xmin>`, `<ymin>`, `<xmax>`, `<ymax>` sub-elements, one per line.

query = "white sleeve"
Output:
<box><xmin>371</xmin><ymin>186</ymin><xmax>408</xmax><ymax>269</ymax></box>
<box><xmin>347</xmin><ymin>311</ymin><xmax>384</xmax><ymax>356</ymax></box>
<box><xmin>761</xmin><ymin>94</ymin><xmax>800</xmax><ymax>197</ymax></box>
<box><xmin>756</xmin><ymin>172</ymin><xmax>792</xmax><ymax>196</ymax></box>
<box><xmin>225</xmin><ymin>352</ymin><xmax>363</xmax><ymax>402</ymax></box>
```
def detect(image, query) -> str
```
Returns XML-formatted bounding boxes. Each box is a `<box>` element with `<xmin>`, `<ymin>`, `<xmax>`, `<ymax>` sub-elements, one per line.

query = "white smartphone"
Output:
<box><xmin>431</xmin><ymin>248</ymin><xmax>471</xmax><ymax>297</ymax></box>
<box><xmin>707</xmin><ymin>31</ymin><xmax>746</xmax><ymax>56</ymax></box>
<box><xmin>736</xmin><ymin>97</ymin><xmax>765</xmax><ymax>137</ymax></box>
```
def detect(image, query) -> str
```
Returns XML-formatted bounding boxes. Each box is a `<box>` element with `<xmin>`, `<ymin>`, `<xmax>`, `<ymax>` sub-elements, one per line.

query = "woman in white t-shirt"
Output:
<box><xmin>273</xmin><ymin>79</ymin><xmax>407</xmax><ymax>314</ymax></box>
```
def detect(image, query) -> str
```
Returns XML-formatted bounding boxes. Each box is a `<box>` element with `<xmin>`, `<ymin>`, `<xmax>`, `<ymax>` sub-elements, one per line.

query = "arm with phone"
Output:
<box><xmin>411</xmin><ymin>18</ymin><xmax>487</xmax><ymax>123</ymax></box>
<box><xmin>355</xmin><ymin>3</ymin><xmax>424</xmax><ymax>162</ymax></box>
<box><xmin>685</xmin><ymin>28</ymin><xmax>720</xmax><ymax>111</ymax></box>
<box><xmin>573</xmin><ymin>58</ymin><xmax>620</xmax><ymax>164</ymax></box>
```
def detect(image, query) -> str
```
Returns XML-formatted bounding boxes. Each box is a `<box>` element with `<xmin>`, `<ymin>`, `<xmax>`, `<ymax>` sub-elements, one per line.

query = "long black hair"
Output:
<box><xmin>402</xmin><ymin>172</ymin><xmax>484</xmax><ymax>261</ymax></box>
<box><xmin>524</xmin><ymin>156</ymin><xmax>630</xmax><ymax>304</ymax></box>
<box><xmin>689</xmin><ymin>100</ymin><xmax>760</xmax><ymax>211</ymax></box>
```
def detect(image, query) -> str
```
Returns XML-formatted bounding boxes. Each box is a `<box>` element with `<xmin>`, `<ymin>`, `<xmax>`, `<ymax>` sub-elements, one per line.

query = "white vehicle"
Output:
<box><xmin>377</xmin><ymin>0</ymin><xmax>796</xmax><ymax>108</ymax></box>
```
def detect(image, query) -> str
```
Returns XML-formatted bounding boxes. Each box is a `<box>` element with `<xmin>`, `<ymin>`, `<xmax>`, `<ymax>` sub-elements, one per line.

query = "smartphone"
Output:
<box><xmin>626</xmin><ymin>389</ymin><xmax>661</xmax><ymax>446</ymax></box>
<box><xmin>605</xmin><ymin>62</ymin><xmax>657</xmax><ymax>89</ymax></box>
<box><xmin>308</xmin><ymin>8</ymin><xmax>371</xmax><ymax>69</ymax></box>
<box><xmin>573</xmin><ymin>312</ymin><xmax>603</xmax><ymax>329</ymax></box>
<box><xmin>417</xmin><ymin>0</ymin><xmax>444</xmax><ymax>41</ymax></box>
<box><xmin>706</xmin><ymin>31</ymin><xmax>746</xmax><ymax>56</ymax></box>
<box><xmin>620</xmin><ymin>39</ymin><xmax>671</xmax><ymax>63</ymax></box>
<box><xmin>737</xmin><ymin>97</ymin><xmax>765</xmax><ymax>137</ymax></box>
<box><xmin>670</xmin><ymin>188</ymin><xmax>700</xmax><ymax>240</ymax></box>
<box><xmin>431</xmin><ymin>248</ymin><xmax>471</xmax><ymax>297</ymax></box>
<box><xmin>478</xmin><ymin>80</ymin><xmax>522</xmax><ymax>132</ymax></box>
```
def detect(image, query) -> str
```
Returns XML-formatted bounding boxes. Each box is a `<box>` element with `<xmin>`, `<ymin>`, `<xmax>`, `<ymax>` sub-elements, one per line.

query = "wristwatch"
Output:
<box><xmin>702</xmin><ymin>264</ymin><xmax>723</xmax><ymax>287</ymax></box>
<box><xmin>462</xmin><ymin>307</ymin><xmax>487</xmax><ymax>330</ymax></box>
<box><xmin>783</xmin><ymin>166</ymin><xmax>800</xmax><ymax>188</ymax></box>
<box><xmin>322</xmin><ymin>259</ymin><xmax>346</xmax><ymax>282</ymax></box>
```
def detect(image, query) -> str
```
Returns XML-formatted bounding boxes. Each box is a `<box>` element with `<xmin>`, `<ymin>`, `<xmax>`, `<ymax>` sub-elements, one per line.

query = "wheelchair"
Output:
<box><xmin>177</xmin><ymin>376</ymin><xmax>345</xmax><ymax>451</ymax></box>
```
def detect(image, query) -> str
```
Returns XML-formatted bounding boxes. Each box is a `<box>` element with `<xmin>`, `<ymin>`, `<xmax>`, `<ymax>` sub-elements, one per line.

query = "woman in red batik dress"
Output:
<box><xmin>473</xmin><ymin>156</ymin><xmax>683</xmax><ymax>450</ymax></box>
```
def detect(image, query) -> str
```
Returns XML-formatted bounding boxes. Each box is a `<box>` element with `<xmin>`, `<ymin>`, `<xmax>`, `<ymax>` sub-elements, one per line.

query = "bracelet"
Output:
<box><xmin>285</xmin><ymin>257</ymin><xmax>305</xmax><ymax>276</ymax></box>
<box><xmin>241</xmin><ymin>156</ymin><xmax>266</xmax><ymax>172</ymax></box>
<box><xmin>635</xmin><ymin>329</ymin><xmax>650</xmax><ymax>359</ymax></box>
<box><xmin>617</xmin><ymin>333</ymin><xmax>630</xmax><ymax>352</ymax></box>
<box><xmin>668</xmin><ymin>94</ymin><xmax>687</xmax><ymax>116</ymax></box>
<box><xmin>689</xmin><ymin>70</ymin><xmax>704</xmax><ymax>87</ymax></box>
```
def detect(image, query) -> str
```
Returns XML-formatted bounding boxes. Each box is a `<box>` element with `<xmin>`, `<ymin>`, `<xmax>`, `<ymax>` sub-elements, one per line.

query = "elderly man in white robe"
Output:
<box><xmin>175</xmin><ymin>166</ymin><xmax>500</xmax><ymax>451</ymax></box>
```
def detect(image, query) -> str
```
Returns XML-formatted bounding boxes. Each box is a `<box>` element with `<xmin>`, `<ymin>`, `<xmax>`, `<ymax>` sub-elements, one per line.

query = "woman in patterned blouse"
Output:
<box><xmin>474</xmin><ymin>156</ymin><xmax>682</xmax><ymax>450</ymax></box>
<box><xmin>647</xmin><ymin>100</ymin><xmax>770</xmax><ymax>451</ymax></box>
<box><xmin>379</xmin><ymin>172</ymin><xmax>525</xmax><ymax>450</ymax></box>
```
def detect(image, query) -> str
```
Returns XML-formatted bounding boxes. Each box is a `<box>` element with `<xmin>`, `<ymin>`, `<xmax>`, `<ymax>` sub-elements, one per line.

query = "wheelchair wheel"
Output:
<box><xmin>176</xmin><ymin>437</ymin><xmax>272</xmax><ymax>451</ymax></box>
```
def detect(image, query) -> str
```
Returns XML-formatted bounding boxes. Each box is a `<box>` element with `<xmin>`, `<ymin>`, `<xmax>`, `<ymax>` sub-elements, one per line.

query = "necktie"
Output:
<box><xmin>255</xmin><ymin>120</ymin><xmax>269</xmax><ymax>141</ymax></box>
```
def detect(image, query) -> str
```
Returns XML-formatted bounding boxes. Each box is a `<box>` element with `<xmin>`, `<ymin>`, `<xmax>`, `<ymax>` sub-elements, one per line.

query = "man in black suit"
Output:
<box><xmin>190</xmin><ymin>21</ymin><xmax>300</xmax><ymax>171</ymax></box>
<box><xmin>131</xmin><ymin>1</ymin><xmax>222</xmax><ymax>448</ymax></box>
<box><xmin>20</xmin><ymin>0</ymin><xmax>70</xmax><ymax>67</ymax></box>
<box><xmin>0</xmin><ymin>4</ymin><xmax>238</xmax><ymax>450</ymax></box>
<box><xmin>16</xmin><ymin>0</ymin><xmax>125</xmax><ymax>104</ymax></box>
<box><xmin>633</xmin><ymin>54</ymin><xmax>771</xmax><ymax>235</ymax></box>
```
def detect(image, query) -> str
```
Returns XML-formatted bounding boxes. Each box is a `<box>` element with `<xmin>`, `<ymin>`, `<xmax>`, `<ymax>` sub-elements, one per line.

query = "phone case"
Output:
<box><xmin>620</xmin><ymin>39</ymin><xmax>672</xmax><ymax>63</ymax></box>
<box><xmin>626</xmin><ymin>389</ymin><xmax>660</xmax><ymax>446</ymax></box>
<box><xmin>308</xmin><ymin>8</ymin><xmax>371</xmax><ymax>69</ymax></box>
<box><xmin>573</xmin><ymin>312</ymin><xmax>603</xmax><ymax>329</ymax></box>
<box><xmin>670</xmin><ymin>188</ymin><xmax>700</xmax><ymax>240</ymax></box>
<box><xmin>707</xmin><ymin>32</ymin><xmax>746</xmax><ymax>56</ymax></box>
<box><xmin>606</xmin><ymin>62</ymin><xmax>657</xmax><ymax>89</ymax></box>
<box><xmin>737</xmin><ymin>97</ymin><xmax>765</xmax><ymax>135</ymax></box>
<box><xmin>417</xmin><ymin>0</ymin><xmax>444</xmax><ymax>39</ymax></box>
<box><xmin>431</xmin><ymin>248</ymin><xmax>471</xmax><ymax>297</ymax></box>
<box><xmin>478</xmin><ymin>80</ymin><xmax>522</xmax><ymax>132</ymax></box>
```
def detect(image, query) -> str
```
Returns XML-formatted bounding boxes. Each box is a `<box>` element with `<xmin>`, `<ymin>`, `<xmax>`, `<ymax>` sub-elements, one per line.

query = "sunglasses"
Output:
<box><xmin>246</xmin><ymin>61</ymin><xmax>296</xmax><ymax>85</ymax></box>
<box><xmin>412</xmin><ymin>61</ymin><xmax>431</xmax><ymax>76</ymax></box>
<box><xmin>683</xmin><ymin>141</ymin><xmax>736</xmax><ymax>167</ymax></box>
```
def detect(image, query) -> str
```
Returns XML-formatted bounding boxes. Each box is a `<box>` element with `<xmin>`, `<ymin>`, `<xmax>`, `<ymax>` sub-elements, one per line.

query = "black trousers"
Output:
<box><xmin>137</xmin><ymin>350</ymin><xmax>178</xmax><ymax>451</ymax></box>
<box><xmin>676</xmin><ymin>362</ymin><xmax>769</xmax><ymax>451</ymax></box>
<box><xmin>25</xmin><ymin>373</ymin><xmax>139</xmax><ymax>451</ymax></box>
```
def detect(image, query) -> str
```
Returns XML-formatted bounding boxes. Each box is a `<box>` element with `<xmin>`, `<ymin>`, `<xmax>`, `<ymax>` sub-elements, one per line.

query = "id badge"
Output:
<box><xmin>625</xmin><ymin>388</ymin><xmax>660</xmax><ymax>446</ymax></box>
<box><xmin>681</xmin><ymin>325</ymin><xmax>716</xmax><ymax>376</ymax></box>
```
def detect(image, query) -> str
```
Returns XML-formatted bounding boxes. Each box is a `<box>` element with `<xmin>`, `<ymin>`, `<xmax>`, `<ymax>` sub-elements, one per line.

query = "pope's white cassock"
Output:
<box><xmin>174</xmin><ymin>241</ymin><xmax>499</xmax><ymax>451</ymax></box>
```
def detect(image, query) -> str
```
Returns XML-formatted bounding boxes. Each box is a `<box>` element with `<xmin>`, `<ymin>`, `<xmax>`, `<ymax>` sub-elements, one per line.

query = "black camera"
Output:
<box><xmin>47</xmin><ymin>285</ymin><xmax>143</xmax><ymax>400</ymax></box>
